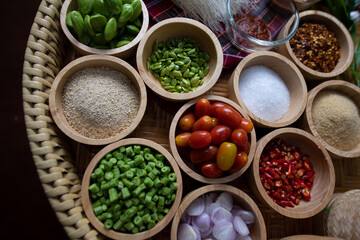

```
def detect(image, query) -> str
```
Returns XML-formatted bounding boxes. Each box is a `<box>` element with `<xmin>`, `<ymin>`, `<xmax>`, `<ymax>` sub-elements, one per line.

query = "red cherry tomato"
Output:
<box><xmin>210</xmin><ymin>102</ymin><xmax>232</xmax><ymax>116</ymax></box>
<box><xmin>239</xmin><ymin>118</ymin><xmax>254</xmax><ymax>133</ymax></box>
<box><xmin>188</xmin><ymin>131</ymin><xmax>212</xmax><ymax>149</ymax></box>
<box><xmin>201</xmin><ymin>162</ymin><xmax>223</xmax><ymax>178</ymax></box>
<box><xmin>195</xmin><ymin>98</ymin><xmax>211</xmax><ymax>118</ymax></box>
<box><xmin>210</xmin><ymin>125</ymin><xmax>232</xmax><ymax>145</ymax></box>
<box><xmin>175</xmin><ymin>132</ymin><xmax>191</xmax><ymax>147</ymax></box>
<box><xmin>231</xmin><ymin>129</ymin><xmax>248</xmax><ymax>147</ymax></box>
<box><xmin>216</xmin><ymin>142</ymin><xmax>237</xmax><ymax>171</ymax></box>
<box><xmin>211</xmin><ymin>117</ymin><xmax>219</xmax><ymax>128</ymax></box>
<box><xmin>214</xmin><ymin>107</ymin><xmax>243</xmax><ymax>129</ymax></box>
<box><xmin>179</xmin><ymin>112</ymin><xmax>196</xmax><ymax>132</ymax></box>
<box><xmin>190</xmin><ymin>145</ymin><xmax>218</xmax><ymax>164</ymax></box>
<box><xmin>228</xmin><ymin>152</ymin><xmax>248</xmax><ymax>174</ymax></box>
<box><xmin>192</xmin><ymin>115</ymin><xmax>212</xmax><ymax>131</ymax></box>
<box><xmin>238</xmin><ymin>141</ymin><xmax>250</xmax><ymax>154</ymax></box>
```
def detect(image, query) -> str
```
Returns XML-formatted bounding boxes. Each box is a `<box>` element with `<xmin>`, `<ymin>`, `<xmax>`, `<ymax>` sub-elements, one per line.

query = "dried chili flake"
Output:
<box><xmin>289</xmin><ymin>22</ymin><xmax>340</xmax><ymax>73</ymax></box>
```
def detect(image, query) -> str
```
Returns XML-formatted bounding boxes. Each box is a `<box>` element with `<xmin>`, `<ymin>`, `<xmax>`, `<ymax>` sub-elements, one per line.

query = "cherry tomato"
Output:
<box><xmin>190</xmin><ymin>145</ymin><xmax>218</xmax><ymax>164</ymax></box>
<box><xmin>188</xmin><ymin>131</ymin><xmax>212</xmax><ymax>149</ymax></box>
<box><xmin>216</xmin><ymin>142</ymin><xmax>237</xmax><ymax>171</ymax></box>
<box><xmin>201</xmin><ymin>162</ymin><xmax>223</xmax><ymax>178</ymax></box>
<box><xmin>195</xmin><ymin>98</ymin><xmax>211</xmax><ymax>118</ymax></box>
<box><xmin>175</xmin><ymin>132</ymin><xmax>191</xmax><ymax>147</ymax></box>
<box><xmin>214</xmin><ymin>107</ymin><xmax>243</xmax><ymax>129</ymax></box>
<box><xmin>239</xmin><ymin>118</ymin><xmax>254</xmax><ymax>133</ymax></box>
<box><xmin>192</xmin><ymin>115</ymin><xmax>212</xmax><ymax>131</ymax></box>
<box><xmin>210</xmin><ymin>125</ymin><xmax>232</xmax><ymax>145</ymax></box>
<box><xmin>231</xmin><ymin>129</ymin><xmax>248</xmax><ymax>147</ymax></box>
<box><xmin>238</xmin><ymin>141</ymin><xmax>250</xmax><ymax>154</ymax></box>
<box><xmin>179</xmin><ymin>112</ymin><xmax>196</xmax><ymax>132</ymax></box>
<box><xmin>228</xmin><ymin>152</ymin><xmax>248</xmax><ymax>174</ymax></box>
<box><xmin>210</xmin><ymin>102</ymin><xmax>231</xmax><ymax>116</ymax></box>
<box><xmin>211</xmin><ymin>117</ymin><xmax>219</xmax><ymax>128</ymax></box>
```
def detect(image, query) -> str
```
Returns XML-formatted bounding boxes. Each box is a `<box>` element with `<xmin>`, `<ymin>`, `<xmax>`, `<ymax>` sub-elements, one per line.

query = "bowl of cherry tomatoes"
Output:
<box><xmin>169</xmin><ymin>95</ymin><xmax>256</xmax><ymax>184</ymax></box>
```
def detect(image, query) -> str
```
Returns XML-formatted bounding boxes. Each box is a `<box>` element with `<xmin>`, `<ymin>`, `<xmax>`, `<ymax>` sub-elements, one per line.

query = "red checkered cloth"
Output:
<box><xmin>143</xmin><ymin>0</ymin><xmax>289</xmax><ymax>69</ymax></box>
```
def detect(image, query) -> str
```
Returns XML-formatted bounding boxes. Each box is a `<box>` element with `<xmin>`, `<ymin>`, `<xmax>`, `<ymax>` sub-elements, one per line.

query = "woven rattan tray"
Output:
<box><xmin>22</xmin><ymin>0</ymin><xmax>360</xmax><ymax>239</ymax></box>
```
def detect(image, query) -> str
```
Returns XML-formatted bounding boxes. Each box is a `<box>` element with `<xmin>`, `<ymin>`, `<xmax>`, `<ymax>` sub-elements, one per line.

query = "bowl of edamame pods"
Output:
<box><xmin>136</xmin><ymin>18</ymin><xmax>223</xmax><ymax>102</ymax></box>
<box><xmin>60</xmin><ymin>0</ymin><xmax>149</xmax><ymax>59</ymax></box>
<box><xmin>81</xmin><ymin>138</ymin><xmax>183</xmax><ymax>239</ymax></box>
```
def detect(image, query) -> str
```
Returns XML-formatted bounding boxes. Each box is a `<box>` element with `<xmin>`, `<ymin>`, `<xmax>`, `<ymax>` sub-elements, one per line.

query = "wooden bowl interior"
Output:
<box><xmin>229</xmin><ymin>52</ymin><xmax>307</xmax><ymax>128</ymax></box>
<box><xmin>170</xmin><ymin>184</ymin><xmax>266</xmax><ymax>240</ymax></box>
<box><xmin>60</xmin><ymin>0</ymin><xmax>149</xmax><ymax>58</ymax></box>
<box><xmin>49</xmin><ymin>55</ymin><xmax>147</xmax><ymax>145</ymax></box>
<box><xmin>81</xmin><ymin>138</ymin><xmax>183</xmax><ymax>240</ymax></box>
<box><xmin>137</xmin><ymin>18</ymin><xmax>222</xmax><ymax>101</ymax></box>
<box><xmin>305</xmin><ymin>80</ymin><xmax>360</xmax><ymax>158</ymax></box>
<box><xmin>251</xmin><ymin>128</ymin><xmax>335</xmax><ymax>218</ymax></box>
<box><xmin>278</xmin><ymin>10</ymin><xmax>353</xmax><ymax>79</ymax></box>
<box><xmin>169</xmin><ymin>95</ymin><xmax>256</xmax><ymax>184</ymax></box>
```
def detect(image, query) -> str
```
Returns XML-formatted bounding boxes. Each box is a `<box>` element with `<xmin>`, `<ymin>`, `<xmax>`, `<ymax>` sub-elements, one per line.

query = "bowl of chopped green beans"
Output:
<box><xmin>81</xmin><ymin>138</ymin><xmax>183</xmax><ymax>239</ymax></box>
<box><xmin>136</xmin><ymin>17</ymin><xmax>223</xmax><ymax>102</ymax></box>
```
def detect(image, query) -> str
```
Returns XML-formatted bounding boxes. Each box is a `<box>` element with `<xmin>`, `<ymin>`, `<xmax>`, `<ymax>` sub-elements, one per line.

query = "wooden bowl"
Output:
<box><xmin>281</xmin><ymin>235</ymin><xmax>343</xmax><ymax>240</ymax></box>
<box><xmin>81</xmin><ymin>138</ymin><xmax>183</xmax><ymax>240</ymax></box>
<box><xmin>136</xmin><ymin>18</ymin><xmax>223</xmax><ymax>102</ymax></box>
<box><xmin>169</xmin><ymin>95</ymin><xmax>256</xmax><ymax>184</ymax></box>
<box><xmin>277</xmin><ymin>10</ymin><xmax>354</xmax><ymax>80</ymax></box>
<box><xmin>249</xmin><ymin>127</ymin><xmax>335</xmax><ymax>219</ymax></box>
<box><xmin>60</xmin><ymin>0</ymin><xmax>149</xmax><ymax>59</ymax></box>
<box><xmin>49</xmin><ymin>55</ymin><xmax>147</xmax><ymax>145</ymax></box>
<box><xmin>170</xmin><ymin>184</ymin><xmax>267</xmax><ymax>240</ymax></box>
<box><xmin>228</xmin><ymin>51</ymin><xmax>307</xmax><ymax>128</ymax></box>
<box><xmin>303</xmin><ymin>80</ymin><xmax>360</xmax><ymax>158</ymax></box>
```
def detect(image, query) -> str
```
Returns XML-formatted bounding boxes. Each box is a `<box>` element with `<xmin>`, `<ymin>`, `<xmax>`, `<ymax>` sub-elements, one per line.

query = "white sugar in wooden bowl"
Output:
<box><xmin>49</xmin><ymin>55</ymin><xmax>147</xmax><ymax>145</ymax></box>
<box><xmin>228</xmin><ymin>51</ymin><xmax>307</xmax><ymax>128</ymax></box>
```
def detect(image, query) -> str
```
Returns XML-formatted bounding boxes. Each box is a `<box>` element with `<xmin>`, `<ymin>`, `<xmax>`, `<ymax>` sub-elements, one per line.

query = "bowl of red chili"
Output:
<box><xmin>277</xmin><ymin>10</ymin><xmax>354</xmax><ymax>80</ymax></box>
<box><xmin>225</xmin><ymin>0</ymin><xmax>300</xmax><ymax>53</ymax></box>
<box><xmin>249</xmin><ymin>127</ymin><xmax>335</xmax><ymax>219</ymax></box>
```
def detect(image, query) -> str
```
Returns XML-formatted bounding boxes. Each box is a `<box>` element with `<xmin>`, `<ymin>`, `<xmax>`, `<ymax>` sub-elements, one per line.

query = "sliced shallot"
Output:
<box><xmin>178</xmin><ymin>223</ymin><xmax>200</xmax><ymax>240</ymax></box>
<box><xmin>211</xmin><ymin>206</ymin><xmax>233</xmax><ymax>224</ymax></box>
<box><xmin>187</xmin><ymin>197</ymin><xmax>205</xmax><ymax>216</ymax></box>
<box><xmin>215</xmin><ymin>192</ymin><xmax>233</xmax><ymax>211</ymax></box>
<box><xmin>236</xmin><ymin>210</ymin><xmax>255</xmax><ymax>225</ymax></box>
<box><xmin>193</xmin><ymin>212</ymin><xmax>211</xmax><ymax>232</ymax></box>
<box><xmin>233</xmin><ymin>216</ymin><xmax>250</xmax><ymax>236</ymax></box>
<box><xmin>212</xmin><ymin>219</ymin><xmax>236</xmax><ymax>240</ymax></box>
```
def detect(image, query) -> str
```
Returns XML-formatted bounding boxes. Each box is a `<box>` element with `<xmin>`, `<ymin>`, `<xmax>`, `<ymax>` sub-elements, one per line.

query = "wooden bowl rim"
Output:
<box><xmin>305</xmin><ymin>80</ymin><xmax>360</xmax><ymax>158</ymax></box>
<box><xmin>230</xmin><ymin>51</ymin><xmax>307</xmax><ymax>128</ymax></box>
<box><xmin>281</xmin><ymin>10</ymin><xmax>354</xmax><ymax>78</ymax></box>
<box><xmin>170</xmin><ymin>184</ymin><xmax>267</xmax><ymax>240</ymax></box>
<box><xmin>60</xmin><ymin>0</ymin><xmax>149</xmax><ymax>56</ymax></box>
<box><xmin>136</xmin><ymin>17</ymin><xmax>223</xmax><ymax>101</ymax></box>
<box><xmin>252</xmin><ymin>127</ymin><xmax>335</xmax><ymax>218</ymax></box>
<box><xmin>49</xmin><ymin>55</ymin><xmax>147</xmax><ymax>145</ymax></box>
<box><xmin>81</xmin><ymin>138</ymin><xmax>183</xmax><ymax>239</ymax></box>
<box><xmin>169</xmin><ymin>95</ymin><xmax>257</xmax><ymax>184</ymax></box>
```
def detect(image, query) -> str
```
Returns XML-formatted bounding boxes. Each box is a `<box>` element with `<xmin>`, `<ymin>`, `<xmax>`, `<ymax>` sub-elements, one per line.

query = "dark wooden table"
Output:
<box><xmin>1</xmin><ymin>1</ymin><xmax>69</xmax><ymax>239</ymax></box>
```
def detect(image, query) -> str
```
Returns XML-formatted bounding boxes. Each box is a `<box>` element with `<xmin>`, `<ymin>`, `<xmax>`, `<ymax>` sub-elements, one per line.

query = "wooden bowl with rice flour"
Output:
<box><xmin>49</xmin><ymin>55</ymin><xmax>147</xmax><ymax>145</ymax></box>
<box><xmin>228</xmin><ymin>51</ymin><xmax>307</xmax><ymax>128</ymax></box>
<box><xmin>303</xmin><ymin>80</ymin><xmax>360</xmax><ymax>158</ymax></box>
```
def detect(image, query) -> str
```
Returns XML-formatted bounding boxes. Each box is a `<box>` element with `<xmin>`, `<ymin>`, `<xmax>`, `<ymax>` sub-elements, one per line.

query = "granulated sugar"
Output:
<box><xmin>312</xmin><ymin>90</ymin><xmax>360</xmax><ymax>151</ymax></box>
<box><xmin>238</xmin><ymin>65</ymin><xmax>290</xmax><ymax>122</ymax></box>
<box><xmin>62</xmin><ymin>67</ymin><xmax>140</xmax><ymax>139</ymax></box>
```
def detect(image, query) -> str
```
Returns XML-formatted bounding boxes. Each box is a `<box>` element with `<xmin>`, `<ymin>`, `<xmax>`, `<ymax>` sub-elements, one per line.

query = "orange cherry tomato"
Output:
<box><xmin>201</xmin><ymin>162</ymin><xmax>223</xmax><ymax>178</ymax></box>
<box><xmin>179</xmin><ymin>112</ymin><xmax>196</xmax><ymax>132</ymax></box>
<box><xmin>231</xmin><ymin>129</ymin><xmax>248</xmax><ymax>147</ymax></box>
<box><xmin>190</xmin><ymin>145</ymin><xmax>218</xmax><ymax>164</ymax></box>
<box><xmin>175</xmin><ymin>132</ymin><xmax>191</xmax><ymax>147</ymax></box>
<box><xmin>210</xmin><ymin>102</ymin><xmax>232</xmax><ymax>116</ymax></box>
<box><xmin>211</xmin><ymin>117</ymin><xmax>219</xmax><ymax>128</ymax></box>
<box><xmin>188</xmin><ymin>131</ymin><xmax>212</xmax><ymax>149</ymax></box>
<box><xmin>195</xmin><ymin>98</ymin><xmax>211</xmax><ymax>118</ymax></box>
<box><xmin>215</xmin><ymin>107</ymin><xmax>243</xmax><ymax>129</ymax></box>
<box><xmin>228</xmin><ymin>152</ymin><xmax>248</xmax><ymax>174</ymax></box>
<box><xmin>192</xmin><ymin>115</ymin><xmax>212</xmax><ymax>131</ymax></box>
<box><xmin>216</xmin><ymin>142</ymin><xmax>237</xmax><ymax>171</ymax></box>
<box><xmin>238</xmin><ymin>141</ymin><xmax>250</xmax><ymax>154</ymax></box>
<box><xmin>239</xmin><ymin>118</ymin><xmax>254</xmax><ymax>133</ymax></box>
<box><xmin>210</xmin><ymin>125</ymin><xmax>232</xmax><ymax>145</ymax></box>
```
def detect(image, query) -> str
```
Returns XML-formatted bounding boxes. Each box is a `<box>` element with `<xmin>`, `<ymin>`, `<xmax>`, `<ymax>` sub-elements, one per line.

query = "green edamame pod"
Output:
<box><xmin>104</xmin><ymin>0</ymin><xmax>123</xmax><ymax>15</ymax></box>
<box><xmin>126</xmin><ymin>25</ymin><xmax>139</xmax><ymax>36</ymax></box>
<box><xmin>129</xmin><ymin>0</ymin><xmax>141</xmax><ymax>22</ymax></box>
<box><xmin>78</xmin><ymin>0</ymin><xmax>94</xmax><ymax>15</ymax></box>
<box><xmin>93</xmin><ymin>33</ymin><xmax>107</xmax><ymax>45</ymax></box>
<box><xmin>93</xmin><ymin>0</ymin><xmax>110</xmax><ymax>17</ymax></box>
<box><xmin>71</xmin><ymin>11</ymin><xmax>85</xmax><ymax>37</ymax></box>
<box><xmin>123</xmin><ymin>0</ymin><xmax>133</xmax><ymax>3</ymax></box>
<box><xmin>65</xmin><ymin>11</ymin><xmax>74</xmax><ymax>28</ymax></box>
<box><xmin>90</xmin><ymin>14</ymin><xmax>107</xmax><ymax>32</ymax></box>
<box><xmin>116</xmin><ymin>40</ymin><xmax>130</xmax><ymax>47</ymax></box>
<box><xmin>104</xmin><ymin>17</ymin><xmax>117</xmax><ymax>41</ymax></box>
<box><xmin>118</xmin><ymin>4</ymin><xmax>133</xmax><ymax>23</ymax></box>
<box><xmin>84</xmin><ymin>15</ymin><xmax>95</xmax><ymax>37</ymax></box>
<box><xmin>131</xmin><ymin>17</ymin><xmax>142</xmax><ymax>28</ymax></box>
<box><xmin>79</xmin><ymin>33</ymin><xmax>92</xmax><ymax>45</ymax></box>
